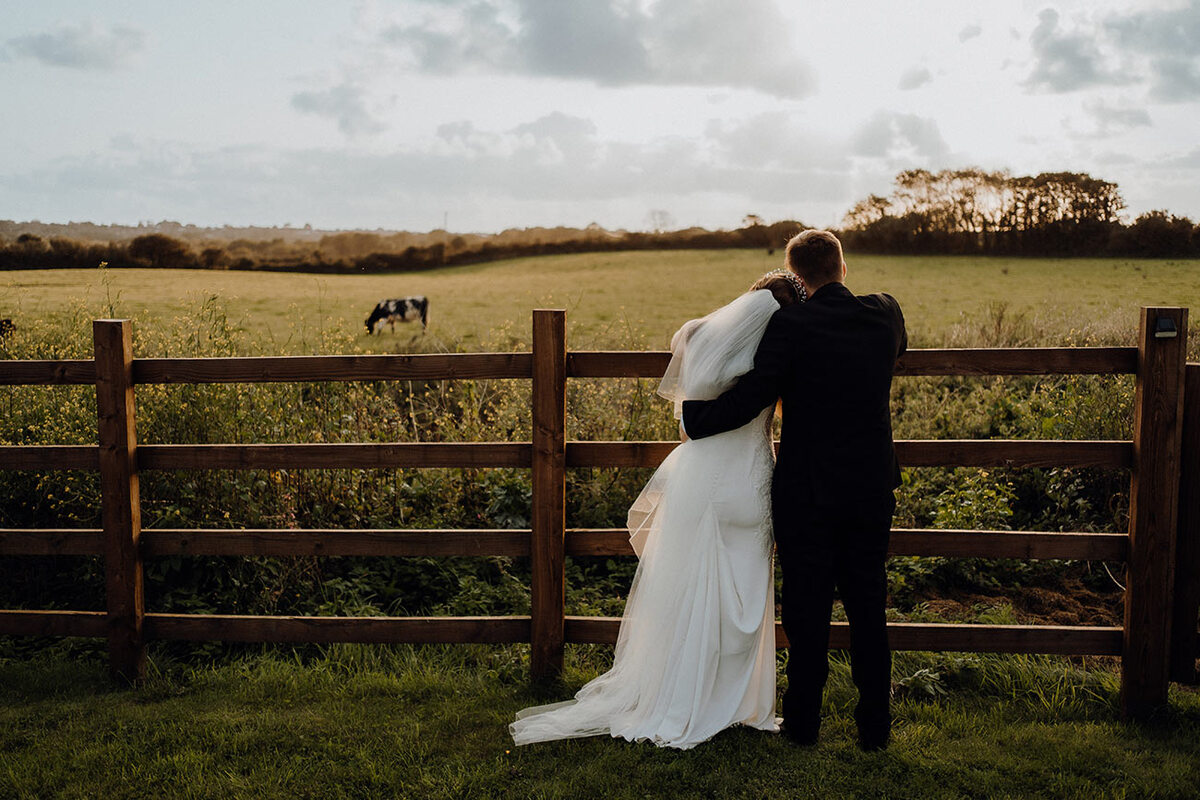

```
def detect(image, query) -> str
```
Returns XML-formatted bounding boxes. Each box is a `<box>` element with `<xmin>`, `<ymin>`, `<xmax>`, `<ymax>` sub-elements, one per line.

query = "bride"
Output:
<box><xmin>510</xmin><ymin>270</ymin><xmax>805</xmax><ymax>749</ymax></box>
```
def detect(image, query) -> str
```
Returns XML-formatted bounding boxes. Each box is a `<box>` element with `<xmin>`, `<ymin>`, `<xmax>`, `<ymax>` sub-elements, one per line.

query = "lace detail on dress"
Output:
<box><xmin>749</xmin><ymin>408</ymin><xmax>776</xmax><ymax>555</ymax></box>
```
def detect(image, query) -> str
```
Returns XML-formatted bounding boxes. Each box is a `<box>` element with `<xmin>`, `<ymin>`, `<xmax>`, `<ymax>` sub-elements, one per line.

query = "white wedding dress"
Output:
<box><xmin>510</xmin><ymin>289</ymin><xmax>781</xmax><ymax>750</ymax></box>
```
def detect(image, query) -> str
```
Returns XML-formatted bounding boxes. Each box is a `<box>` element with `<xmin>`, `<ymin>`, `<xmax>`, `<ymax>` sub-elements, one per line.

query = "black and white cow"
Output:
<box><xmin>365</xmin><ymin>296</ymin><xmax>428</xmax><ymax>334</ymax></box>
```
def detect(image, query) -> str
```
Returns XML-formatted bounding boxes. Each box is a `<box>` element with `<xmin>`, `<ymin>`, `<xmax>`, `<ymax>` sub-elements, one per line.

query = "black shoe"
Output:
<box><xmin>780</xmin><ymin>722</ymin><xmax>819</xmax><ymax>747</ymax></box>
<box><xmin>857</xmin><ymin>727</ymin><xmax>890</xmax><ymax>752</ymax></box>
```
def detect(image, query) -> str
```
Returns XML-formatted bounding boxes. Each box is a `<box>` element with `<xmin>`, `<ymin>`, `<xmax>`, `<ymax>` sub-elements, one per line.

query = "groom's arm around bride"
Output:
<box><xmin>682</xmin><ymin>229</ymin><xmax>907</xmax><ymax>751</ymax></box>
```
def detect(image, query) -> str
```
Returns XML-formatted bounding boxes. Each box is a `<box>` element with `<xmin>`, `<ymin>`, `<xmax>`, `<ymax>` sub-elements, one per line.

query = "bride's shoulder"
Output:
<box><xmin>669</xmin><ymin>317</ymin><xmax>704</xmax><ymax>351</ymax></box>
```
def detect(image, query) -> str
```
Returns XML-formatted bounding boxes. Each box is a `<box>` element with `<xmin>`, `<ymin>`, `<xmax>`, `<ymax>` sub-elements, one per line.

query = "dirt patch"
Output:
<box><xmin>914</xmin><ymin>577</ymin><xmax>1122</xmax><ymax>626</ymax></box>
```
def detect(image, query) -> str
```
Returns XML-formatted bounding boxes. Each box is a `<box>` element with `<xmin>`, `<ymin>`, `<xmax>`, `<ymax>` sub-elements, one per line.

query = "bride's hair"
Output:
<box><xmin>750</xmin><ymin>270</ymin><xmax>803</xmax><ymax>307</ymax></box>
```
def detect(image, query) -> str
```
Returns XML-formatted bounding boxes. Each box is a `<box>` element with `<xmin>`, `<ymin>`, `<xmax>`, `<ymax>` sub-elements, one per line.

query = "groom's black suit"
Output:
<box><xmin>682</xmin><ymin>282</ymin><xmax>906</xmax><ymax>746</ymax></box>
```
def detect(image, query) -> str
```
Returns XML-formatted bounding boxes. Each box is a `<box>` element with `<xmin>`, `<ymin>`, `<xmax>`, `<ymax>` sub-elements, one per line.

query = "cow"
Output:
<box><xmin>364</xmin><ymin>296</ymin><xmax>428</xmax><ymax>334</ymax></box>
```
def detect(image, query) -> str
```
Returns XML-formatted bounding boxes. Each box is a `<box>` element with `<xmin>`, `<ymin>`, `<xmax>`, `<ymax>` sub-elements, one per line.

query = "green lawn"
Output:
<box><xmin>2</xmin><ymin>252</ymin><xmax>1199</xmax><ymax>353</ymax></box>
<box><xmin>2</xmin><ymin>648</ymin><xmax>1198</xmax><ymax>800</ymax></box>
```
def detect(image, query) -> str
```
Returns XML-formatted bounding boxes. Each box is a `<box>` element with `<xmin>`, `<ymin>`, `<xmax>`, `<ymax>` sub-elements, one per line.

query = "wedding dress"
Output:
<box><xmin>510</xmin><ymin>289</ymin><xmax>781</xmax><ymax>750</ymax></box>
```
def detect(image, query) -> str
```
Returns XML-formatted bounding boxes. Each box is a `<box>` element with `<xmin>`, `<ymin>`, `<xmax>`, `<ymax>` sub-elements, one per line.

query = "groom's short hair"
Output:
<box><xmin>785</xmin><ymin>230</ymin><xmax>844</xmax><ymax>285</ymax></box>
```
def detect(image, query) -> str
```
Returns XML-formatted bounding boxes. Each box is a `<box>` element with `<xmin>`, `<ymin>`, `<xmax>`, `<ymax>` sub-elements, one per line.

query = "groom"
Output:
<box><xmin>682</xmin><ymin>230</ymin><xmax>906</xmax><ymax>751</ymax></box>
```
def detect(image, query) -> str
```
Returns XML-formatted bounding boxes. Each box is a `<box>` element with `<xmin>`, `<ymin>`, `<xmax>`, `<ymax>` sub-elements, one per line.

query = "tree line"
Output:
<box><xmin>839</xmin><ymin>168</ymin><xmax>1199</xmax><ymax>257</ymax></box>
<box><xmin>0</xmin><ymin>221</ymin><xmax>802</xmax><ymax>273</ymax></box>
<box><xmin>1</xmin><ymin>168</ymin><xmax>1197</xmax><ymax>273</ymax></box>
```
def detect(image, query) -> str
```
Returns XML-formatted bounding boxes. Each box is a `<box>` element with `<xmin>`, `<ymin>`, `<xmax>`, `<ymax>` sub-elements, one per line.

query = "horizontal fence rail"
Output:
<box><xmin>566</xmin><ymin>440</ymin><xmax>1133</xmax><ymax>469</ymax></box>
<box><xmin>132</xmin><ymin>353</ymin><xmax>534</xmax><ymax>384</ymax></box>
<box><xmin>564</xmin><ymin>617</ymin><xmax>1126</xmax><ymax>656</ymax></box>
<box><xmin>0</xmin><ymin>526</ymin><xmax>1130</xmax><ymax>561</ymax></box>
<box><xmin>0</xmin><ymin>440</ymin><xmax>1134</xmax><ymax>472</ymax></box>
<box><xmin>0</xmin><ymin>310</ymin><xmax>1194</xmax><ymax>721</ymax></box>
<box><xmin>0</xmin><ymin>347</ymin><xmax>1139</xmax><ymax>387</ymax></box>
<box><xmin>136</xmin><ymin>443</ymin><xmax>532</xmax><ymax>470</ymax></box>
<box><xmin>567</xmin><ymin>346</ymin><xmax>1139</xmax><ymax>378</ymax></box>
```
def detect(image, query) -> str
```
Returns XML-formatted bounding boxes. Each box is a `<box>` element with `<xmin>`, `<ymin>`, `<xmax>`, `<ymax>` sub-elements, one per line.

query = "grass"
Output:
<box><xmin>1</xmin><ymin>647</ymin><xmax>1198</xmax><ymax>799</ymax></box>
<box><xmin>2</xmin><ymin>252</ymin><xmax>1200</xmax><ymax>353</ymax></box>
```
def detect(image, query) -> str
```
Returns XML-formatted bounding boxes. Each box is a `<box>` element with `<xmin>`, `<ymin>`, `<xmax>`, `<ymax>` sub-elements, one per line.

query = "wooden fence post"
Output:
<box><xmin>530</xmin><ymin>309</ymin><xmax>566</xmax><ymax>682</ymax></box>
<box><xmin>94</xmin><ymin>320</ymin><xmax>145</xmax><ymax>684</ymax></box>
<box><xmin>1170</xmin><ymin>362</ymin><xmax>1200</xmax><ymax>684</ymax></box>
<box><xmin>1123</xmin><ymin>307</ymin><xmax>1187</xmax><ymax>718</ymax></box>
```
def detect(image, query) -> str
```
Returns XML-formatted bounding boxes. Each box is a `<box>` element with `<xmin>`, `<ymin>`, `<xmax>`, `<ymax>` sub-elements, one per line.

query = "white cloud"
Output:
<box><xmin>1146</xmin><ymin>57</ymin><xmax>1200</xmax><ymax>102</ymax></box>
<box><xmin>1104</xmin><ymin>1</ymin><xmax>1200</xmax><ymax>101</ymax></box>
<box><xmin>898</xmin><ymin>67</ymin><xmax>932</xmax><ymax>91</ymax></box>
<box><xmin>1018</xmin><ymin>3</ymin><xmax>1200</xmax><ymax>102</ymax></box>
<box><xmin>1085</xmin><ymin>100</ymin><xmax>1152</xmax><ymax>134</ymax></box>
<box><xmin>958</xmin><ymin>24</ymin><xmax>982</xmax><ymax>43</ymax></box>
<box><xmin>6</xmin><ymin>21</ymin><xmax>145</xmax><ymax>70</ymax></box>
<box><xmin>850</xmin><ymin>111</ymin><xmax>949</xmax><ymax>160</ymax></box>
<box><xmin>291</xmin><ymin>82</ymin><xmax>386</xmax><ymax>137</ymax></box>
<box><xmin>378</xmin><ymin>0</ymin><xmax>816</xmax><ymax>98</ymax></box>
<box><xmin>2</xmin><ymin>108</ymin><xmax>960</xmax><ymax>229</ymax></box>
<box><xmin>1024</xmin><ymin>8</ymin><xmax>1129</xmax><ymax>93</ymax></box>
<box><xmin>1104</xmin><ymin>2</ymin><xmax>1200</xmax><ymax>59</ymax></box>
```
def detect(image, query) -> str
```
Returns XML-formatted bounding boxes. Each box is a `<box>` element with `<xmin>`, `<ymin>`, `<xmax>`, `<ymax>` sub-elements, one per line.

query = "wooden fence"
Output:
<box><xmin>1</xmin><ymin>307</ymin><xmax>1197</xmax><ymax>721</ymax></box>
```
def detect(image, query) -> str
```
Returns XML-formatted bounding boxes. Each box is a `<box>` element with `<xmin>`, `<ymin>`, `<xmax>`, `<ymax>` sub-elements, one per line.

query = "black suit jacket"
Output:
<box><xmin>682</xmin><ymin>283</ymin><xmax>907</xmax><ymax>508</ymax></box>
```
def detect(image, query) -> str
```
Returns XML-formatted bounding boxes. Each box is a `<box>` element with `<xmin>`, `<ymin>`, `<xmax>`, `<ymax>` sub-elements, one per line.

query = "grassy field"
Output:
<box><xmin>3</xmin><ymin>252</ymin><xmax>1200</xmax><ymax>797</ymax></box>
<box><xmin>3</xmin><ymin>252</ymin><xmax>1200</xmax><ymax>353</ymax></box>
<box><xmin>2</xmin><ymin>648</ymin><xmax>1199</xmax><ymax>800</ymax></box>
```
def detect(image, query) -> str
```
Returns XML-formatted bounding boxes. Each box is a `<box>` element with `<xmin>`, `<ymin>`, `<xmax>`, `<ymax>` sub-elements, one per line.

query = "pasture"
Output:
<box><xmin>2</xmin><ymin>251</ymin><xmax>1200</xmax><ymax>353</ymax></box>
<box><xmin>3</xmin><ymin>250</ymin><xmax>1200</xmax><ymax>798</ymax></box>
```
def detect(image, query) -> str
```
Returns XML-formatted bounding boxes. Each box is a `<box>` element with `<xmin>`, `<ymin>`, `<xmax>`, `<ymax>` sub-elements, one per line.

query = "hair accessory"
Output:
<box><xmin>762</xmin><ymin>269</ymin><xmax>807</xmax><ymax>302</ymax></box>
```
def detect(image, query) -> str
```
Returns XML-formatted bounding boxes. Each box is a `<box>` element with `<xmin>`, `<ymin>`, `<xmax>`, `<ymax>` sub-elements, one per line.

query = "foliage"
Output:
<box><xmin>841</xmin><ymin>168</ymin><xmax>1200</xmax><ymax>257</ymax></box>
<box><xmin>0</xmin><ymin>219</ymin><xmax>808</xmax><ymax>274</ymax></box>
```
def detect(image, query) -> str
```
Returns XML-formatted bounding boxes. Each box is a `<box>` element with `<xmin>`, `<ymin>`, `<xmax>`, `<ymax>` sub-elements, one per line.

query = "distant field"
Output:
<box><xmin>2</xmin><ymin>251</ymin><xmax>1199</xmax><ymax>353</ymax></box>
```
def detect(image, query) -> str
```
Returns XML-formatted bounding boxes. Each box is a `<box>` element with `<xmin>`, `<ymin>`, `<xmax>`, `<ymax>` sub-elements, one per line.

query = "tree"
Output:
<box><xmin>645</xmin><ymin>210</ymin><xmax>675</xmax><ymax>234</ymax></box>
<box><xmin>200</xmin><ymin>247</ymin><xmax>227</xmax><ymax>269</ymax></box>
<box><xmin>127</xmin><ymin>234</ymin><xmax>195</xmax><ymax>268</ymax></box>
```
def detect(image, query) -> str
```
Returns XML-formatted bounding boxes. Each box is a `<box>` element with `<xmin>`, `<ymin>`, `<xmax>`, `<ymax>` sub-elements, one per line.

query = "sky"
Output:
<box><xmin>1</xmin><ymin>0</ymin><xmax>1198</xmax><ymax>233</ymax></box>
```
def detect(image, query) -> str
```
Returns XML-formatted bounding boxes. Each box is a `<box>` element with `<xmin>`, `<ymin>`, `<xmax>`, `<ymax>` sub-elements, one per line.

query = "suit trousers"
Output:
<box><xmin>773</xmin><ymin>493</ymin><xmax>894</xmax><ymax>739</ymax></box>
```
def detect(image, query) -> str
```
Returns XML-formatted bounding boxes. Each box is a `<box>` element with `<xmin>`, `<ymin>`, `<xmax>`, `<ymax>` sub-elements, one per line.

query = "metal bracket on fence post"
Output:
<box><xmin>94</xmin><ymin>319</ymin><xmax>146</xmax><ymax>685</ymax></box>
<box><xmin>1170</xmin><ymin>362</ymin><xmax>1200</xmax><ymax>685</ymax></box>
<box><xmin>1123</xmin><ymin>307</ymin><xmax>1187</xmax><ymax>718</ymax></box>
<box><xmin>530</xmin><ymin>309</ymin><xmax>566</xmax><ymax>683</ymax></box>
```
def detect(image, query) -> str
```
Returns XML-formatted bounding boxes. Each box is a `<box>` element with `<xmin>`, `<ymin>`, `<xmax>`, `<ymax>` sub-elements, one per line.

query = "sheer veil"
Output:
<box><xmin>656</xmin><ymin>289</ymin><xmax>781</xmax><ymax>419</ymax></box>
<box><xmin>627</xmin><ymin>289</ymin><xmax>779</xmax><ymax>558</ymax></box>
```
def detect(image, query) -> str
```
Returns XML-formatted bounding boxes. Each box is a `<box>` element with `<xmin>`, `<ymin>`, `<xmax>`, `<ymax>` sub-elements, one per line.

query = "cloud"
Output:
<box><xmin>1085</xmin><ymin>100</ymin><xmax>1151</xmax><ymax>131</ymax></box>
<box><xmin>1104</xmin><ymin>1</ymin><xmax>1200</xmax><ymax>60</ymax></box>
<box><xmin>1104</xmin><ymin>2</ymin><xmax>1200</xmax><ymax>101</ymax></box>
<box><xmin>1021</xmin><ymin>3</ymin><xmax>1200</xmax><ymax>101</ymax></box>
<box><xmin>705</xmin><ymin>112</ymin><xmax>849</xmax><ymax>175</ymax></box>
<box><xmin>850</xmin><ymin>111</ymin><xmax>949</xmax><ymax>160</ymax></box>
<box><xmin>514</xmin><ymin>0</ymin><xmax>651</xmax><ymax>83</ymax></box>
<box><xmin>1071</xmin><ymin>100</ymin><xmax>1153</xmax><ymax>139</ymax></box>
<box><xmin>379</xmin><ymin>1</ymin><xmax>522</xmax><ymax>75</ymax></box>
<box><xmin>898</xmin><ymin>67</ymin><xmax>932</xmax><ymax>91</ymax></box>
<box><xmin>1024</xmin><ymin>8</ymin><xmax>1128</xmax><ymax>93</ymax></box>
<box><xmin>6</xmin><ymin>21</ymin><xmax>145</xmax><ymax>70</ymax></box>
<box><xmin>379</xmin><ymin>0</ymin><xmax>816</xmax><ymax>98</ymax></box>
<box><xmin>4</xmin><ymin>107</ymin><xmax>962</xmax><ymax>229</ymax></box>
<box><xmin>1145</xmin><ymin>57</ymin><xmax>1200</xmax><ymax>102</ymax></box>
<box><xmin>958</xmin><ymin>24</ymin><xmax>982</xmax><ymax>43</ymax></box>
<box><xmin>291</xmin><ymin>82</ymin><xmax>386</xmax><ymax>136</ymax></box>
